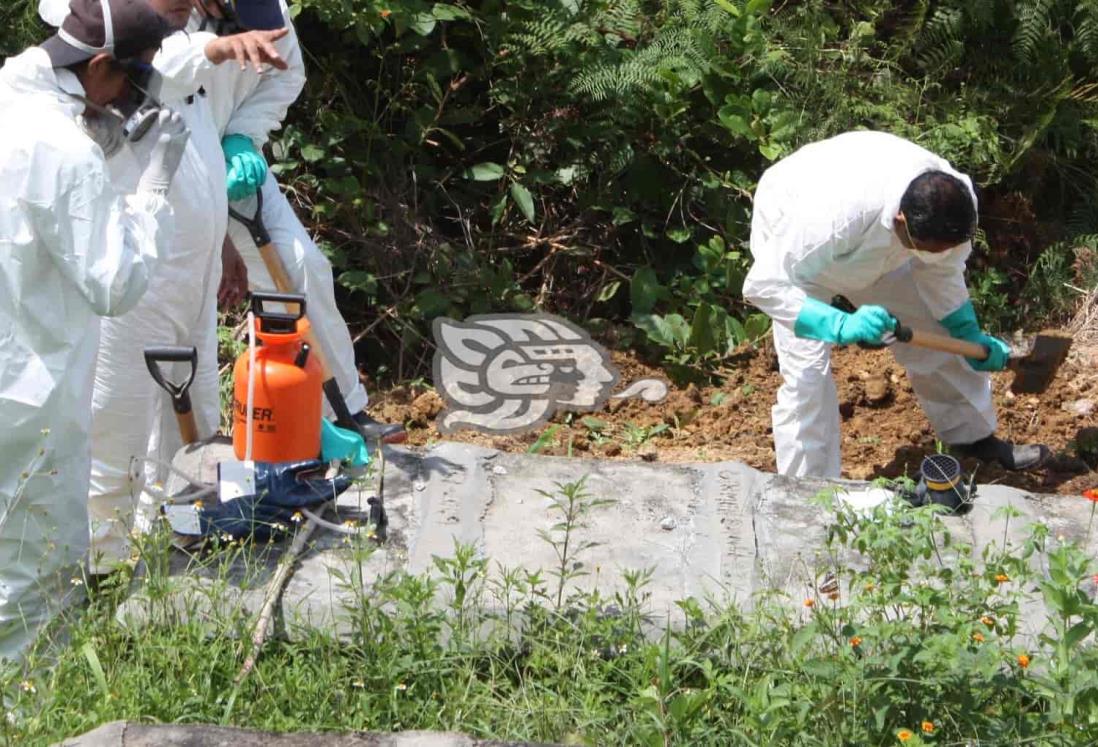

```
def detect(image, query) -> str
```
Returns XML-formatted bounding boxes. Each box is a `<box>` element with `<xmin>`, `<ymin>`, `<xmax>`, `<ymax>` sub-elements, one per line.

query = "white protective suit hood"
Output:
<box><xmin>0</xmin><ymin>46</ymin><xmax>170</xmax><ymax>660</ymax></box>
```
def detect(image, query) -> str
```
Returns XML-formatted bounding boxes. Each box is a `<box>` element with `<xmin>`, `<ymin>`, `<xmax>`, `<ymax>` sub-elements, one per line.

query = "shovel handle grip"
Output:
<box><xmin>900</xmin><ymin>327</ymin><xmax>989</xmax><ymax>360</ymax></box>
<box><xmin>144</xmin><ymin>346</ymin><xmax>198</xmax><ymax>413</ymax></box>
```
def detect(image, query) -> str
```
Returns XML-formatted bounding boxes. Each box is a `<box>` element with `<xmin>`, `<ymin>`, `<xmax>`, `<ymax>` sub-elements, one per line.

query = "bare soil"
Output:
<box><xmin>367</xmin><ymin>334</ymin><xmax>1098</xmax><ymax>496</ymax></box>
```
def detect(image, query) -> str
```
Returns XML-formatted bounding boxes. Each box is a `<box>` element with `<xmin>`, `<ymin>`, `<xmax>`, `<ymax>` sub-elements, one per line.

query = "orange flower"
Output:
<box><xmin>1017</xmin><ymin>653</ymin><xmax>1030</xmax><ymax>669</ymax></box>
<box><xmin>850</xmin><ymin>636</ymin><xmax>863</xmax><ymax>647</ymax></box>
<box><xmin>379</xmin><ymin>8</ymin><xmax>392</xmax><ymax>17</ymax></box>
<box><xmin>1084</xmin><ymin>489</ymin><xmax>1098</xmax><ymax>502</ymax></box>
<box><xmin>981</xmin><ymin>615</ymin><xmax>995</xmax><ymax>627</ymax></box>
<box><xmin>994</xmin><ymin>573</ymin><xmax>1010</xmax><ymax>584</ymax></box>
<box><xmin>827</xmin><ymin>591</ymin><xmax>840</xmax><ymax>601</ymax></box>
<box><xmin>897</xmin><ymin>729</ymin><xmax>914</xmax><ymax>742</ymax></box>
<box><xmin>921</xmin><ymin>721</ymin><xmax>935</xmax><ymax>734</ymax></box>
<box><xmin>804</xmin><ymin>598</ymin><xmax>815</xmax><ymax>608</ymax></box>
<box><xmin>972</xmin><ymin>631</ymin><xmax>985</xmax><ymax>643</ymax></box>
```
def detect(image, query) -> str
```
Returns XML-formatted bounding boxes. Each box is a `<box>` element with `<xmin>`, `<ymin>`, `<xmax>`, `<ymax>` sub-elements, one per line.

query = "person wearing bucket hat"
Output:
<box><xmin>0</xmin><ymin>0</ymin><xmax>189</xmax><ymax>660</ymax></box>
<box><xmin>36</xmin><ymin>0</ymin><xmax>294</xmax><ymax>578</ymax></box>
<box><xmin>173</xmin><ymin>0</ymin><xmax>407</xmax><ymax>445</ymax></box>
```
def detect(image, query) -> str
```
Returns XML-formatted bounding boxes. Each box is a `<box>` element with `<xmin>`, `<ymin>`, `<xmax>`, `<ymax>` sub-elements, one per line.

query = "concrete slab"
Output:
<box><xmin>117</xmin><ymin>441</ymin><xmax>1098</xmax><ymax>641</ymax></box>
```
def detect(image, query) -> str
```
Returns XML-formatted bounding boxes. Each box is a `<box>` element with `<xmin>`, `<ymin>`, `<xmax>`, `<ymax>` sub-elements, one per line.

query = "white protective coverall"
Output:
<box><xmin>154</xmin><ymin>2</ymin><xmax>368</xmax><ymax>416</ymax></box>
<box><xmin>81</xmin><ymin>57</ymin><xmax>228</xmax><ymax>572</ymax></box>
<box><xmin>0</xmin><ymin>49</ymin><xmax>169</xmax><ymax>656</ymax></box>
<box><xmin>742</xmin><ymin>131</ymin><xmax>996</xmax><ymax>478</ymax></box>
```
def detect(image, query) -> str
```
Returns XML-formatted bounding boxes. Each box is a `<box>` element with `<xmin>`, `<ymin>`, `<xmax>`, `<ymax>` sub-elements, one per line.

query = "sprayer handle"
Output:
<box><xmin>250</xmin><ymin>291</ymin><xmax>307</xmax><ymax>320</ymax></box>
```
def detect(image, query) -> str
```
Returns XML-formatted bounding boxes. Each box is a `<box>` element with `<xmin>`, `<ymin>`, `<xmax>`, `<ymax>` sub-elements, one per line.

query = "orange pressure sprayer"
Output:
<box><xmin>233</xmin><ymin>292</ymin><xmax>323</xmax><ymax>462</ymax></box>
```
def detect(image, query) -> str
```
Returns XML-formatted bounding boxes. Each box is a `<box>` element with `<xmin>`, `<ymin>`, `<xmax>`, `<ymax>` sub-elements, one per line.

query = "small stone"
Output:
<box><xmin>637</xmin><ymin>443</ymin><xmax>658</xmax><ymax>462</ymax></box>
<box><xmin>659</xmin><ymin>516</ymin><xmax>677</xmax><ymax>531</ymax></box>
<box><xmin>1063</xmin><ymin>398</ymin><xmax>1096</xmax><ymax>417</ymax></box>
<box><xmin>414</xmin><ymin>481</ymin><xmax>426</xmax><ymax>492</ymax></box>
<box><xmin>863</xmin><ymin>374</ymin><xmax>891</xmax><ymax>405</ymax></box>
<box><xmin>491</xmin><ymin>465</ymin><xmax>508</xmax><ymax>475</ymax></box>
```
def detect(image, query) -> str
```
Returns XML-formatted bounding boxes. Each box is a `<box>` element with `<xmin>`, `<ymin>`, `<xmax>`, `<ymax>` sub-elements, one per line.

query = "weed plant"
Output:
<box><xmin>3</xmin><ymin>484</ymin><xmax>1098</xmax><ymax>745</ymax></box>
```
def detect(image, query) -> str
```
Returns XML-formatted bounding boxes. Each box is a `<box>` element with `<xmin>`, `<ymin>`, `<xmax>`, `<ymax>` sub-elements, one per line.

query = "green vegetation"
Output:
<box><xmin>4</xmin><ymin>485</ymin><xmax>1098</xmax><ymax>745</ymax></box>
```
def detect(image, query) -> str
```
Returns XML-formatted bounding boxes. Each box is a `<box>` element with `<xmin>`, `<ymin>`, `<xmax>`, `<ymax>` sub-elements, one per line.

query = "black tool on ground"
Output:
<box><xmin>899</xmin><ymin>453</ymin><xmax>975</xmax><ymax>514</ymax></box>
<box><xmin>230</xmin><ymin>197</ymin><xmax>391</xmax><ymax>538</ymax></box>
<box><xmin>145</xmin><ymin>346</ymin><xmax>199</xmax><ymax>445</ymax></box>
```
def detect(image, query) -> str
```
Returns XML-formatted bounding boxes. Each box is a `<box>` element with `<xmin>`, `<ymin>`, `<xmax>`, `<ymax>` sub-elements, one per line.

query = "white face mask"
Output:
<box><xmin>911</xmin><ymin>247</ymin><xmax>955</xmax><ymax>265</ymax></box>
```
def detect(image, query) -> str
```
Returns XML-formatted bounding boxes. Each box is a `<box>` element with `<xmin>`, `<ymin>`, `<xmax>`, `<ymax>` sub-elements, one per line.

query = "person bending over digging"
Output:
<box><xmin>742</xmin><ymin>130</ymin><xmax>1048</xmax><ymax>479</ymax></box>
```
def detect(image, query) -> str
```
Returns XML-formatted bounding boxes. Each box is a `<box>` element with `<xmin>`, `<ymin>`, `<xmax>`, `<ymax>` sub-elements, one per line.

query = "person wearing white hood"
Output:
<box><xmin>0</xmin><ymin>0</ymin><xmax>188</xmax><ymax>658</ymax></box>
<box><xmin>183</xmin><ymin>0</ymin><xmax>406</xmax><ymax>444</ymax></box>
<box><xmin>37</xmin><ymin>0</ymin><xmax>290</xmax><ymax>576</ymax></box>
<box><xmin>742</xmin><ymin>131</ymin><xmax>1048</xmax><ymax>479</ymax></box>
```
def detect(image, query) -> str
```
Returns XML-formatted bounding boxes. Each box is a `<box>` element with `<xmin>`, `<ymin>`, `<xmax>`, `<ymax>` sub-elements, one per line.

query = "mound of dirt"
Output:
<box><xmin>367</xmin><ymin>329</ymin><xmax>1098</xmax><ymax>496</ymax></box>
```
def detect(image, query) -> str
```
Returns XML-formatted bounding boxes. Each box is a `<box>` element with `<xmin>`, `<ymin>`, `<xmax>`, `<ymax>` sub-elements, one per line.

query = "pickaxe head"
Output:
<box><xmin>1009</xmin><ymin>333</ymin><xmax>1072</xmax><ymax>394</ymax></box>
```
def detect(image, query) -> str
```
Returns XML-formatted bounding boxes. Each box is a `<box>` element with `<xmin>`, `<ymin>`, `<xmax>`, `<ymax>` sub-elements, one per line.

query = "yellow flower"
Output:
<box><xmin>994</xmin><ymin>573</ymin><xmax>1010</xmax><ymax>584</ymax></box>
<box><xmin>849</xmin><ymin>636</ymin><xmax>863</xmax><ymax>648</ymax></box>
<box><xmin>972</xmin><ymin>631</ymin><xmax>985</xmax><ymax>643</ymax></box>
<box><xmin>921</xmin><ymin>721</ymin><xmax>934</xmax><ymax>734</ymax></box>
<box><xmin>803</xmin><ymin>598</ymin><xmax>815</xmax><ymax>608</ymax></box>
<box><xmin>1017</xmin><ymin>653</ymin><xmax>1030</xmax><ymax>669</ymax></box>
<box><xmin>827</xmin><ymin>591</ymin><xmax>840</xmax><ymax>601</ymax></box>
<box><xmin>864</xmin><ymin>582</ymin><xmax>875</xmax><ymax>592</ymax></box>
<box><xmin>291</xmin><ymin>511</ymin><xmax>303</xmax><ymax>523</ymax></box>
<box><xmin>351</xmin><ymin>679</ymin><xmax>365</xmax><ymax>688</ymax></box>
<box><xmin>980</xmin><ymin>615</ymin><xmax>994</xmax><ymax>627</ymax></box>
<box><xmin>19</xmin><ymin>680</ymin><xmax>35</xmax><ymax>694</ymax></box>
<box><xmin>380</xmin><ymin>8</ymin><xmax>392</xmax><ymax>17</ymax></box>
<box><xmin>395</xmin><ymin>682</ymin><xmax>407</xmax><ymax>691</ymax></box>
<box><xmin>193</xmin><ymin>500</ymin><xmax>204</xmax><ymax>511</ymax></box>
<box><xmin>897</xmin><ymin>729</ymin><xmax>914</xmax><ymax>742</ymax></box>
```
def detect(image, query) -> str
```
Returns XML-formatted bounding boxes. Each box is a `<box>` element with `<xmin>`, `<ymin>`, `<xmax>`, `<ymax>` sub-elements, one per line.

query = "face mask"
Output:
<box><xmin>76</xmin><ymin>111</ymin><xmax>125</xmax><ymax>158</ymax></box>
<box><xmin>911</xmin><ymin>248</ymin><xmax>955</xmax><ymax>265</ymax></box>
<box><xmin>116</xmin><ymin>61</ymin><xmax>167</xmax><ymax>142</ymax></box>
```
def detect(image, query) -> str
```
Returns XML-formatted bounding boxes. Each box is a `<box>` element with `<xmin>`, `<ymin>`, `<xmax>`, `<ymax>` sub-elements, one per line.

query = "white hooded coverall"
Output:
<box><xmin>81</xmin><ymin>55</ymin><xmax>228</xmax><ymax>573</ymax></box>
<box><xmin>152</xmin><ymin>3</ymin><xmax>369</xmax><ymax>417</ymax></box>
<box><xmin>742</xmin><ymin>131</ymin><xmax>996</xmax><ymax>479</ymax></box>
<box><xmin>0</xmin><ymin>49</ymin><xmax>169</xmax><ymax>657</ymax></box>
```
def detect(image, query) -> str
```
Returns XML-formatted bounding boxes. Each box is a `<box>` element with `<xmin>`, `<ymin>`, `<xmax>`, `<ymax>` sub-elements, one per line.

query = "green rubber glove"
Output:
<box><xmin>939</xmin><ymin>300</ymin><xmax>1010</xmax><ymax>372</ymax></box>
<box><xmin>222</xmin><ymin>134</ymin><xmax>268</xmax><ymax>201</ymax></box>
<box><xmin>794</xmin><ymin>297</ymin><xmax>896</xmax><ymax>345</ymax></box>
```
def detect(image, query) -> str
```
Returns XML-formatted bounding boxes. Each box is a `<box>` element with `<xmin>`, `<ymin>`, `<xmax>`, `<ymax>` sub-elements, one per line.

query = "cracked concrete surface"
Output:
<box><xmin>118</xmin><ymin>440</ymin><xmax>1098</xmax><ymax>640</ymax></box>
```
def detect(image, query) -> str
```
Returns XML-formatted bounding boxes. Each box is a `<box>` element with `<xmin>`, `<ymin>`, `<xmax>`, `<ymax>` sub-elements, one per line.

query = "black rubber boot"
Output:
<box><xmin>951</xmin><ymin>435</ymin><xmax>1050</xmax><ymax>471</ymax></box>
<box><xmin>353</xmin><ymin>411</ymin><xmax>407</xmax><ymax>445</ymax></box>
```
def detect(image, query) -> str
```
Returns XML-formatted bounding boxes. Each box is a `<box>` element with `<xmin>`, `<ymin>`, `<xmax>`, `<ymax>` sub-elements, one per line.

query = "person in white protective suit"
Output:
<box><xmin>37</xmin><ymin>0</ymin><xmax>291</xmax><ymax>576</ymax></box>
<box><xmin>742</xmin><ymin>131</ymin><xmax>1048</xmax><ymax>479</ymax></box>
<box><xmin>187</xmin><ymin>0</ymin><xmax>406</xmax><ymax>444</ymax></box>
<box><xmin>0</xmin><ymin>0</ymin><xmax>188</xmax><ymax>658</ymax></box>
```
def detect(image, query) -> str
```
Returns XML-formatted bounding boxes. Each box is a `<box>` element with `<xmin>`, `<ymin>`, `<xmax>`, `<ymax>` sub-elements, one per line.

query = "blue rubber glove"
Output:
<box><xmin>222</xmin><ymin>133</ymin><xmax>268</xmax><ymax>201</ymax></box>
<box><xmin>794</xmin><ymin>297</ymin><xmax>896</xmax><ymax>345</ymax></box>
<box><xmin>939</xmin><ymin>300</ymin><xmax>1010</xmax><ymax>372</ymax></box>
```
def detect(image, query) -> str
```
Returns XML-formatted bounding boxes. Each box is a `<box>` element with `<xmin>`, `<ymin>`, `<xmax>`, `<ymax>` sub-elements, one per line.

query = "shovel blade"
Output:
<box><xmin>1010</xmin><ymin>334</ymin><xmax>1072</xmax><ymax>394</ymax></box>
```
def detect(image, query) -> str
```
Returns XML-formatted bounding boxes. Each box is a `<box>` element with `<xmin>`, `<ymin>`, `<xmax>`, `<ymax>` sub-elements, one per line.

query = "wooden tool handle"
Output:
<box><xmin>257</xmin><ymin>242</ymin><xmax>336</xmax><ymax>381</ymax></box>
<box><xmin>905</xmin><ymin>328</ymin><xmax>989</xmax><ymax>360</ymax></box>
<box><xmin>176</xmin><ymin>410</ymin><xmax>199</xmax><ymax>446</ymax></box>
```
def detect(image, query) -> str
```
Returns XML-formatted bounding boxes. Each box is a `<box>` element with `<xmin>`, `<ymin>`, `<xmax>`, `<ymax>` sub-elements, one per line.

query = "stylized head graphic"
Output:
<box><xmin>432</xmin><ymin>314</ymin><xmax>620</xmax><ymax>434</ymax></box>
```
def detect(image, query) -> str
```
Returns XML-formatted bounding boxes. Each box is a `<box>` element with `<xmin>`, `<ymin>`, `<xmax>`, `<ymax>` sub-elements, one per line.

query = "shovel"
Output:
<box><xmin>145</xmin><ymin>346</ymin><xmax>199</xmax><ymax>445</ymax></box>
<box><xmin>831</xmin><ymin>295</ymin><xmax>1071</xmax><ymax>394</ymax></box>
<box><xmin>230</xmin><ymin>192</ymin><xmax>388</xmax><ymax>539</ymax></box>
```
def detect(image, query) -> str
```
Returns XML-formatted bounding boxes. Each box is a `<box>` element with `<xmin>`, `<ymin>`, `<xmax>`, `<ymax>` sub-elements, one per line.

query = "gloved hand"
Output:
<box><xmin>794</xmin><ymin>297</ymin><xmax>896</xmax><ymax>345</ymax></box>
<box><xmin>939</xmin><ymin>300</ymin><xmax>1010</xmax><ymax>371</ymax></box>
<box><xmin>137</xmin><ymin>110</ymin><xmax>189</xmax><ymax>195</ymax></box>
<box><xmin>223</xmin><ymin>133</ymin><xmax>268</xmax><ymax>201</ymax></box>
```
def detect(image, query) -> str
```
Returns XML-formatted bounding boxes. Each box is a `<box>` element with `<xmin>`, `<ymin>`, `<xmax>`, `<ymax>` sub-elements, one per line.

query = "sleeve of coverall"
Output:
<box><xmin>910</xmin><ymin>241</ymin><xmax>973</xmax><ymax>320</ymax></box>
<box><xmin>744</xmin><ymin>208</ymin><xmax>878</xmax><ymax>327</ymax></box>
<box><xmin>31</xmin><ymin>164</ymin><xmax>171</xmax><ymax>317</ymax></box>
<box><xmin>153</xmin><ymin>30</ymin><xmax>220</xmax><ymax>94</ymax></box>
<box><xmin>224</xmin><ymin>7</ymin><xmax>306</xmax><ymax>144</ymax></box>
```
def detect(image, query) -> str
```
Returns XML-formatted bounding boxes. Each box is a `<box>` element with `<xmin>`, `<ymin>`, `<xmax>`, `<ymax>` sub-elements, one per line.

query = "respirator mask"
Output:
<box><xmin>73</xmin><ymin>59</ymin><xmax>168</xmax><ymax>157</ymax></box>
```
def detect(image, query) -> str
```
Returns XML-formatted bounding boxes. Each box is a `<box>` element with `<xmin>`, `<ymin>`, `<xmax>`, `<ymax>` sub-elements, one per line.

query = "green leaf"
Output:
<box><xmin>717</xmin><ymin>108</ymin><xmax>754</xmax><ymax>139</ymax></box>
<box><xmin>744</xmin><ymin>313</ymin><xmax>772</xmax><ymax>341</ymax></box>
<box><xmin>612</xmin><ymin>206</ymin><xmax>637</xmax><ymax>226</ymax></box>
<box><xmin>338</xmin><ymin>270</ymin><xmax>378</xmax><ymax>295</ymax></box>
<box><xmin>630</xmin><ymin>267</ymin><xmax>665</xmax><ymax>314</ymax></box>
<box><xmin>466</xmin><ymin>162</ymin><xmax>505</xmax><ymax>181</ymax></box>
<box><xmin>527</xmin><ymin>425</ymin><xmax>560</xmax><ymax>454</ymax></box>
<box><xmin>410</xmin><ymin>12</ymin><xmax>438</xmax><ymax>36</ymax></box>
<box><xmin>581</xmin><ymin>416</ymin><xmax>608</xmax><ymax>432</ymax></box>
<box><xmin>300</xmin><ymin>144</ymin><xmax>325</xmax><ymax>163</ymax></box>
<box><xmin>633</xmin><ymin>313</ymin><xmax>689</xmax><ymax>349</ymax></box>
<box><xmin>490</xmin><ymin>193</ymin><xmax>508</xmax><ymax>225</ymax></box>
<box><xmin>759</xmin><ymin>142</ymin><xmax>783</xmax><ymax>161</ymax></box>
<box><xmin>431</xmin><ymin>3</ymin><xmax>471</xmax><ymax>21</ymax></box>
<box><xmin>413</xmin><ymin>288</ymin><xmax>451</xmax><ymax>318</ymax></box>
<box><xmin>596</xmin><ymin>280</ymin><xmax>621</xmax><ymax>302</ymax></box>
<box><xmin>509</xmin><ymin>182</ymin><xmax>536</xmax><ymax>224</ymax></box>
<box><xmin>666</xmin><ymin>227</ymin><xmax>692</xmax><ymax>244</ymax></box>
<box><xmin>81</xmin><ymin>642</ymin><xmax>110</xmax><ymax>699</ymax></box>
<box><xmin>688</xmin><ymin>303</ymin><xmax>718</xmax><ymax>355</ymax></box>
